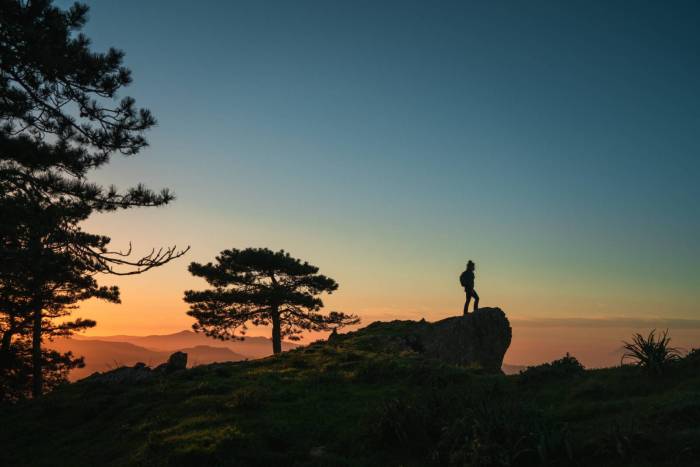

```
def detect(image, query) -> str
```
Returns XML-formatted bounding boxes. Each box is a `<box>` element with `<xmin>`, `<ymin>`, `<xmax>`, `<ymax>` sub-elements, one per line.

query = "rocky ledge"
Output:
<box><xmin>333</xmin><ymin>307</ymin><xmax>512</xmax><ymax>373</ymax></box>
<box><xmin>422</xmin><ymin>307</ymin><xmax>512</xmax><ymax>371</ymax></box>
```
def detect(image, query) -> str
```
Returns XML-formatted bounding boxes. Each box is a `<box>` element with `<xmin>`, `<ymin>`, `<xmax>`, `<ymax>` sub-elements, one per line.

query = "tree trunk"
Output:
<box><xmin>271</xmin><ymin>305</ymin><xmax>282</xmax><ymax>355</ymax></box>
<box><xmin>28</xmin><ymin>227</ymin><xmax>44</xmax><ymax>398</ymax></box>
<box><xmin>0</xmin><ymin>317</ymin><xmax>15</xmax><ymax>370</ymax></box>
<box><xmin>0</xmin><ymin>326</ymin><xmax>13</xmax><ymax>371</ymax></box>
<box><xmin>31</xmin><ymin>305</ymin><xmax>43</xmax><ymax>398</ymax></box>
<box><xmin>0</xmin><ymin>316</ymin><xmax>14</xmax><ymax>354</ymax></box>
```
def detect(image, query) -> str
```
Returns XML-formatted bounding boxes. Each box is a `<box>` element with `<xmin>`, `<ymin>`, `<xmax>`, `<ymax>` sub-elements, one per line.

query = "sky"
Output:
<box><xmin>60</xmin><ymin>1</ymin><xmax>700</xmax><ymax>366</ymax></box>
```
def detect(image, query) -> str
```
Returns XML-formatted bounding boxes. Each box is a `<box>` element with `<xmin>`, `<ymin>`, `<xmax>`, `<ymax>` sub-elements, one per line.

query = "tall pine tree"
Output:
<box><xmin>0</xmin><ymin>0</ymin><xmax>187</xmax><ymax>398</ymax></box>
<box><xmin>184</xmin><ymin>248</ymin><xmax>359</xmax><ymax>354</ymax></box>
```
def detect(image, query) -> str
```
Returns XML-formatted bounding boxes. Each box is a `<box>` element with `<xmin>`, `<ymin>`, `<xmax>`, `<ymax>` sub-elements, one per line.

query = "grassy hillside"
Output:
<box><xmin>1</xmin><ymin>321</ymin><xmax>699</xmax><ymax>467</ymax></box>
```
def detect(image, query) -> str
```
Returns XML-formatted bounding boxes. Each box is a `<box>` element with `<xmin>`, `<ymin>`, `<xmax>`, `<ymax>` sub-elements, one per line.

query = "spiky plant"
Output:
<box><xmin>621</xmin><ymin>329</ymin><xmax>682</xmax><ymax>375</ymax></box>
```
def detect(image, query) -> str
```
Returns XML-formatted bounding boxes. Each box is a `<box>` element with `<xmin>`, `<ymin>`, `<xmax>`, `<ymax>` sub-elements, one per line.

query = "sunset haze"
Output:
<box><xmin>60</xmin><ymin>0</ymin><xmax>700</xmax><ymax>367</ymax></box>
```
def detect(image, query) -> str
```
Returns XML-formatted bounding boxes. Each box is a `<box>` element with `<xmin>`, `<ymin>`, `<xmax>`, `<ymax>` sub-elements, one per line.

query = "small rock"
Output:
<box><xmin>161</xmin><ymin>352</ymin><xmax>187</xmax><ymax>373</ymax></box>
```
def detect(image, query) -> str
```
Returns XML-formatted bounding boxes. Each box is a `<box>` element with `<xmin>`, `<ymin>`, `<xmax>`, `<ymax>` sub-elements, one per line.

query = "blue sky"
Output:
<box><xmin>62</xmin><ymin>1</ymin><xmax>699</xmax><ymax>337</ymax></box>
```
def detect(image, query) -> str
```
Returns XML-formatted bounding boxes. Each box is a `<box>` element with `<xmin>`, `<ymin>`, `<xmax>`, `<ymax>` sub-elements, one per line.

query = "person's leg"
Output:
<box><xmin>464</xmin><ymin>290</ymin><xmax>471</xmax><ymax>315</ymax></box>
<box><xmin>472</xmin><ymin>290</ymin><xmax>479</xmax><ymax>311</ymax></box>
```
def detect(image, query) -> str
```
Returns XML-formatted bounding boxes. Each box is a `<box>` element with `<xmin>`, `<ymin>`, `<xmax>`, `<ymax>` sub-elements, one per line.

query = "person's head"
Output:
<box><xmin>467</xmin><ymin>260</ymin><xmax>475</xmax><ymax>271</ymax></box>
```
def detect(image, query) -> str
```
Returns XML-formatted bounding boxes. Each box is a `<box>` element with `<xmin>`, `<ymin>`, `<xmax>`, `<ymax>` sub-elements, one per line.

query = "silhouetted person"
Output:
<box><xmin>460</xmin><ymin>260</ymin><xmax>479</xmax><ymax>315</ymax></box>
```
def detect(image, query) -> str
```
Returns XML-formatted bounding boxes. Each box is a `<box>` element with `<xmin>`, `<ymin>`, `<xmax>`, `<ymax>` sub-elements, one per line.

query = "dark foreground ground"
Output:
<box><xmin>1</xmin><ymin>321</ymin><xmax>699</xmax><ymax>466</ymax></box>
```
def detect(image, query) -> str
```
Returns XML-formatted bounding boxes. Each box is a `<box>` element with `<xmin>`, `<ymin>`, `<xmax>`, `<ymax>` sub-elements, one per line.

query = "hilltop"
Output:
<box><xmin>1</xmin><ymin>317</ymin><xmax>699</xmax><ymax>466</ymax></box>
<box><xmin>48</xmin><ymin>331</ymin><xmax>299</xmax><ymax>379</ymax></box>
<box><xmin>55</xmin><ymin>325</ymin><xmax>530</xmax><ymax>379</ymax></box>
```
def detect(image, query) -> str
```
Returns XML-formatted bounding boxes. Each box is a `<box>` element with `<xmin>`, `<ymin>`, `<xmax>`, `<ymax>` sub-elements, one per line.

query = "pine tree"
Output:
<box><xmin>0</xmin><ymin>0</ymin><xmax>188</xmax><ymax>397</ymax></box>
<box><xmin>184</xmin><ymin>248</ymin><xmax>359</xmax><ymax>354</ymax></box>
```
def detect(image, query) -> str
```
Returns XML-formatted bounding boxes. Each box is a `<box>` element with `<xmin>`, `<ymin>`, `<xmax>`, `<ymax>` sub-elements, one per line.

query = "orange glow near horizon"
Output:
<box><xmin>73</xmin><ymin>210</ymin><xmax>700</xmax><ymax>370</ymax></box>
<box><xmin>76</xmin><ymin>265</ymin><xmax>700</xmax><ymax>369</ymax></box>
<box><xmin>36</xmin><ymin>0</ymin><xmax>696</xmax><ymax>376</ymax></box>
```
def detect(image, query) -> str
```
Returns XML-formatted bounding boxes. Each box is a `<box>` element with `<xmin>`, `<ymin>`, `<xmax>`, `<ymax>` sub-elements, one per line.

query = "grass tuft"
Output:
<box><xmin>621</xmin><ymin>329</ymin><xmax>682</xmax><ymax>375</ymax></box>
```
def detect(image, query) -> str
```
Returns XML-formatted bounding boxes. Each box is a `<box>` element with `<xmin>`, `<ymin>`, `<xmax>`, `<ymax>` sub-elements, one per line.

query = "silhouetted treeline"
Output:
<box><xmin>0</xmin><ymin>0</ymin><xmax>186</xmax><ymax>400</ymax></box>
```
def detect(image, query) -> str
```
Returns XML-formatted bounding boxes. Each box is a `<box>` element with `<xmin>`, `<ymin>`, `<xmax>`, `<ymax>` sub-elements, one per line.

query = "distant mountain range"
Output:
<box><xmin>50</xmin><ymin>330</ymin><xmax>299</xmax><ymax>380</ymax></box>
<box><xmin>51</xmin><ymin>330</ymin><xmax>524</xmax><ymax>380</ymax></box>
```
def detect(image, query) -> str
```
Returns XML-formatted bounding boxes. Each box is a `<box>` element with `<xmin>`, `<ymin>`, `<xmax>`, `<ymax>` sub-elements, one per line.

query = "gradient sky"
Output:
<box><xmin>60</xmin><ymin>1</ymin><xmax>700</xmax><ymax>365</ymax></box>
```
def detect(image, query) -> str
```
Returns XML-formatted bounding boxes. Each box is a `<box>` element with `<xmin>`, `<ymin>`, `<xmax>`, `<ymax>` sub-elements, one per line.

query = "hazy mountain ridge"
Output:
<box><xmin>51</xmin><ymin>338</ymin><xmax>250</xmax><ymax>381</ymax></box>
<box><xmin>49</xmin><ymin>339</ymin><xmax>171</xmax><ymax>380</ymax></box>
<box><xmin>52</xmin><ymin>331</ymin><xmax>299</xmax><ymax>380</ymax></box>
<box><xmin>75</xmin><ymin>330</ymin><xmax>298</xmax><ymax>358</ymax></box>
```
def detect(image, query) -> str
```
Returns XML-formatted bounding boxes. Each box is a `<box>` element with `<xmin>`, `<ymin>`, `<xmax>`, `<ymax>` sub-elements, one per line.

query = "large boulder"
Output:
<box><xmin>340</xmin><ymin>307</ymin><xmax>511</xmax><ymax>373</ymax></box>
<box><xmin>421</xmin><ymin>307</ymin><xmax>512</xmax><ymax>372</ymax></box>
<box><xmin>154</xmin><ymin>351</ymin><xmax>187</xmax><ymax>373</ymax></box>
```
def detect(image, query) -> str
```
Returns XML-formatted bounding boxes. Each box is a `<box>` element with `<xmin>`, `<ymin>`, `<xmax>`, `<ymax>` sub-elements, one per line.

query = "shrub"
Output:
<box><xmin>518</xmin><ymin>353</ymin><xmax>585</xmax><ymax>385</ymax></box>
<box><xmin>683</xmin><ymin>348</ymin><xmax>700</xmax><ymax>367</ymax></box>
<box><xmin>225</xmin><ymin>387</ymin><xmax>268</xmax><ymax>410</ymax></box>
<box><xmin>437</xmin><ymin>398</ymin><xmax>572</xmax><ymax>466</ymax></box>
<box><xmin>587</xmin><ymin>421</ymin><xmax>651</xmax><ymax>462</ymax></box>
<box><xmin>621</xmin><ymin>329</ymin><xmax>682</xmax><ymax>375</ymax></box>
<box><xmin>369</xmin><ymin>398</ymin><xmax>432</xmax><ymax>455</ymax></box>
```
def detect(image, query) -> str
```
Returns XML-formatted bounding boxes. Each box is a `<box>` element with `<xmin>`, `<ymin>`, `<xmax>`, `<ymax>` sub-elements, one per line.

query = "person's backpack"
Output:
<box><xmin>459</xmin><ymin>271</ymin><xmax>468</xmax><ymax>287</ymax></box>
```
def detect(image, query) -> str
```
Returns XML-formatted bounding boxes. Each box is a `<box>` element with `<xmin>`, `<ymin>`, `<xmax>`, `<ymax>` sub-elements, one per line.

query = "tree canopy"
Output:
<box><xmin>184</xmin><ymin>248</ymin><xmax>359</xmax><ymax>354</ymax></box>
<box><xmin>0</xmin><ymin>0</ymin><xmax>187</xmax><ymax>398</ymax></box>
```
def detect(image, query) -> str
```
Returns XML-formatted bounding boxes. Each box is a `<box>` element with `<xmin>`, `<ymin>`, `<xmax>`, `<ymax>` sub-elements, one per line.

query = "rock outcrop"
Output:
<box><xmin>153</xmin><ymin>351</ymin><xmax>188</xmax><ymax>373</ymax></box>
<box><xmin>420</xmin><ymin>307</ymin><xmax>512</xmax><ymax>372</ymax></box>
<box><xmin>84</xmin><ymin>351</ymin><xmax>188</xmax><ymax>383</ymax></box>
<box><xmin>341</xmin><ymin>307</ymin><xmax>511</xmax><ymax>373</ymax></box>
